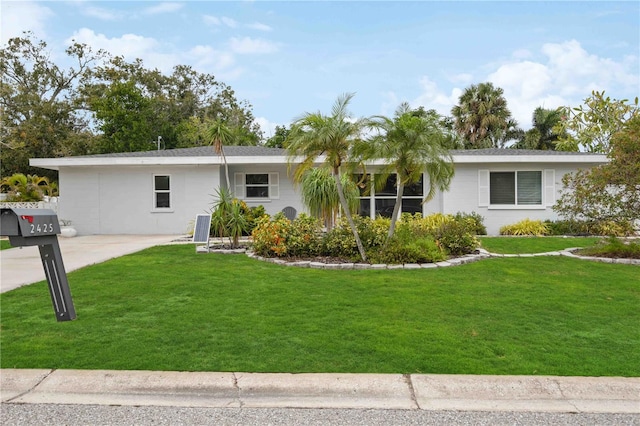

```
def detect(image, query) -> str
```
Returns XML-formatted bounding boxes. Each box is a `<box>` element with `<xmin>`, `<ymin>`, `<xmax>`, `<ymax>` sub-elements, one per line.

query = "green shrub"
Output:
<box><xmin>454</xmin><ymin>211</ymin><xmax>487</xmax><ymax>235</ymax></box>
<box><xmin>435</xmin><ymin>220</ymin><xmax>479</xmax><ymax>255</ymax></box>
<box><xmin>579</xmin><ymin>236</ymin><xmax>640</xmax><ymax>259</ymax></box>
<box><xmin>286</xmin><ymin>214</ymin><xmax>323</xmax><ymax>257</ymax></box>
<box><xmin>545</xmin><ymin>219</ymin><xmax>635</xmax><ymax>237</ymax></box>
<box><xmin>500</xmin><ymin>219</ymin><xmax>549</xmax><ymax>236</ymax></box>
<box><xmin>244</xmin><ymin>205</ymin><xmax>267</xmax><ymax>235</ymax></box>
<box><xmin>586</xmin><ymin>220</ymin><xmax>636</xmax><ymax>237</ymax></box>
<box><xmin>370</xmin><ymin>235</ymin><xmax>446</xmax><ymax>264</ymax></box>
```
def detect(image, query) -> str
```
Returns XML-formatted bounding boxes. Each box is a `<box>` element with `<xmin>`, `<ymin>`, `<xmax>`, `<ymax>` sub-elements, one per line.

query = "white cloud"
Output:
<box><xmin>1</xmin><ymin>0</ymin><xmax>53</xmax><ymax>42</ymax></box>
<box><xmin>221</xmin><ymin>17</ymin><xmax>238</xmax><ymax>28</ymax></box>
<box><xmin>255</xmin><ymin>117</ymin><xmax>281</xmax><ymax>138</ymax></box>
<box><xmin>247</xmin><ymin>22</ymin><xmax>273</xmax><ymax>32</ymax></box>
<box><xmin>67</xmin><ymin>28</ymin><xmax>160</xmax><ymax>59</ymax></box>
<box><xmin>203</xmin><ymin>15</ymin><xmax>221</xmax><ymax>26</ymax></box>
<box><xmin>203</xmin><ymin>15</ymin><xmax>238</xmax><ymax>28</ymax></box>
<box><xmin>229</xmin><ymin>37</ymin><xmax>279</xmax><ymax>54</ymax></box>
<box><xmin>412</xmin><ymin>76</ymin><xmax>462</xmax><ymax>118</ymax></box>
<box><xmin>412</xmin><ymin>40</ymin><xmax>639</xmax><ymax>130</ymax></box>
<box><xmin>143</xmin><ymin>2</ymin><xmax>184</xmax><ymax>15</ymax></box>
<box><xmin>81</xmin><ymin>5</ymin><xmax>121</xmax><ymax>21</ymax></box>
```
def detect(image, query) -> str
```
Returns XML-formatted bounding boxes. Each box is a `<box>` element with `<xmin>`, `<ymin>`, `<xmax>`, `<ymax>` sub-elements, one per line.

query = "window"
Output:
<box><xmin>246</xmin><ymin>174</ymin><xmax>269</xmax><ymax>198</ymax></box>
<box><xmin>479</xmin><ymin>170</ymin><xmax>554</xmax><ymax>208</ymax></box>
<box><xmin>357</xmin><ymin>173</ymin><xmax>424</xmax><ymax>218</ymax></box>
<box><xmin>234</xmin><ymin>173</ymin><xmax>279</xmax><ymax>200</ymax></box>
<box><xmin>153</xmin><ymin>175</ymin><xmax>171</xmax><ymax>209</ymax></box>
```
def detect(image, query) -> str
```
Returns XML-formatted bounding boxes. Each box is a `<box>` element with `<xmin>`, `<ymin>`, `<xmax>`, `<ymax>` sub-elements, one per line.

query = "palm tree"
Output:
<box><xmin>451</xmin><ymin>82</ymin><xmax>519</xmax><ymax>148</ymax></box>
<box><xmin>364</xmin><ymin>103</ymin><xmax>455</xmax><ymax>238</ymax></box>
<box><xmin>207</xmin><ymin>120</ymin><xmax>234</xmax><ymax>188</ymax></box>
<box><xmin>285</xmin><ymin>93</ymin><xmax>370</xmax><ymax>262</ymax></box>
<box><xmin>300</xmin><ymin>167</ymin><xmax>359</xmax><ymax>231</ymax></box>
<box><xmin>0</xmin><ymin>173</ymin><xmax>55</xmax><ymax>201</ymax></box>
<box><xmin>512</xmin><ymin>107</ymin><xmax>567</xmax><ymax>150</ymax></box>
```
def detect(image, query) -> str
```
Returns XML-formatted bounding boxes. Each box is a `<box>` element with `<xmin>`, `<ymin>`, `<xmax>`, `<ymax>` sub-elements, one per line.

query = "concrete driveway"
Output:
<box><xmin>0</xmin><ymin>235</ymin><xmax>182</xmax><ymax>293</ymax></box>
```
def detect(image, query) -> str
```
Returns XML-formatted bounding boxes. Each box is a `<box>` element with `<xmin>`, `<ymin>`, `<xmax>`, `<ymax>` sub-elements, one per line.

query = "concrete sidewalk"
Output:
<box><xmin>0</xmin><ymin>234</ymin><xmax>182</xmax><ymax>293</ymax></box>
<box><xmin>1</xmin><ymin>369</ymin><xmax>639</xmax><ymax>413</ymax></box>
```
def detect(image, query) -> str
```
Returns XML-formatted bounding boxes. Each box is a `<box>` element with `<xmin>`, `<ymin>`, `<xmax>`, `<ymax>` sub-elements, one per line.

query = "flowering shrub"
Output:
<box><xmin>286</xmin><ymin>214</ymin><xmax>323</xmax><ymax>257</ymax></box>
<box><xmin>251</xmin><ymin>214</ymin><xmax>292</xmax><ymax>257</ymax></box>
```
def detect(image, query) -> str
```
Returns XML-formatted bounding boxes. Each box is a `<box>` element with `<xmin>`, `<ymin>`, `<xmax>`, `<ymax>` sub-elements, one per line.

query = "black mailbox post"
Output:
<box><xmin>1</xmin><ymin>208</ymin><xmax>76</xmax><ymax>321</ymax></box>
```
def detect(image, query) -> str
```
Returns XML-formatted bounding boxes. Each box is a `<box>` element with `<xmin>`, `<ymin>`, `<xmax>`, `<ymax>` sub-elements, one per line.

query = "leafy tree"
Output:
<box><xmin>265</xmin><ymin>125</ymin><xmax>290</xmax><ymax>148</ymax></box>
<box><xmin>363</xmin><ymin>103</ymin><xmax>455</xmax><ymax>238</ymax></box>
<box><xmin>90</xmin><ymin>80</ymin><xmax>155</xmax><ymax>153</ymax></box>
<box><xmin>451</xmin><ymin>82</ymin><xmax>520</xmax><ymax>149</ymax></box>
<box><xmin>87</xmin><ymin>59</ymin><xmax>262</xmax><ymax>153</ymax></box>
<box><xmin>512</xmin><ymin>107</ymin><xmax>567</xmax><ymax>150</ymax></box>
<box><xmin>554</xmin><ymin>90</ymin><xmax>639</xmax><ymax>153</ymax></box>
<box><xmin>0</xmin><ymin>33</ymin><xmax>104</xmax><ymax>178</ymax></box>
<box><xmin>554</xmin><ymin>115</ymin><xmax>640</xmax><ymax>225</ymax></box>
<box><xmin>286</xmin><ymin>93</ymin><xmax>370</xmax><ymax>262</ymax></box>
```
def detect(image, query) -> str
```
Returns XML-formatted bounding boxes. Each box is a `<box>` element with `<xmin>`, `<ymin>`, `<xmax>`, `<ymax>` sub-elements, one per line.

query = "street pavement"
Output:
<box><xmin>1</xmin><ymin>235</ymin><xmax>639</xmax><ymax>424</ymax></box>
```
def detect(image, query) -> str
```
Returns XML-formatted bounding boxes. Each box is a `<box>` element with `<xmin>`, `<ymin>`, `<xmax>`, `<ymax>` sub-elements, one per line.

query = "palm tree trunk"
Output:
<box><xmin>334</xmin><ymin>169</ymin><xmax>367</xmax><ymax>262</ymax></box>
<box><xmin>220</xmin><ymin>146</ymin><xmax>231</xmax><ymax>189</ymax></box>
<box><xmin>388</xmin><ymin>180</ymin><xmax>404</xmax><ymax>239</ymax></box>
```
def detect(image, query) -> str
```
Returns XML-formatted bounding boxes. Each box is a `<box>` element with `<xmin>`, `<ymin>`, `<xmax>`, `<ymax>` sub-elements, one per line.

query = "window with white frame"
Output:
<box><xmin>234</xmin><ymin>173</ymin><xmax>279</xmax><ymax>200</ymax></box>
<box><xmin>153</xmin><ymin>175</ymin><xmax>171</xmax><ymax>209</ymax></box>
<box><xmin>479</xmin><ymin>169</ymin><xmax>555</xmax><ymax>208</ymax></box>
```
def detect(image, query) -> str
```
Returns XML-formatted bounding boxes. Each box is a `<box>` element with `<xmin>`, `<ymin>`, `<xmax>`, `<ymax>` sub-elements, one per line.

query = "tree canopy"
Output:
<box><xmin>554</xmin><ymin>91</ymin><xmax>639</xmax><ymax>154</ymax></box>
<box><xmin>451</xmin><ymin>82</ymin><xmax>520</xmax><ymax>149</ymax></box>
<box><xmin>1</xmin><ymin>32</ymin><xmax>262</xmax><ymax>179</ymax></box>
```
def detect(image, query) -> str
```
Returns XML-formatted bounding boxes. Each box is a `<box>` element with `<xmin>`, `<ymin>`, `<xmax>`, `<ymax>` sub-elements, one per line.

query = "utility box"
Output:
<box><xmin>1</xmin><ymin>208</ymin><xmax>76</xmax><ymax>322</ymax></box>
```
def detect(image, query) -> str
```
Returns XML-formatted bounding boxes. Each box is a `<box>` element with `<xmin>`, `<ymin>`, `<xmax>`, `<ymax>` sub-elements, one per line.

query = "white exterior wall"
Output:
<box><xmin>441</xmin><ymin>162</ymin><xmax>600</xmax><ymax>235</ymax></box>
<box><xmin>58</xmin><ymin>165</ymin><xmax>220</xmax><ymax>235</ymax></box>
<box><xmin>229</xmin><ymin>164</ymin><xmax>305</xmax><ymax>217</ymax></box>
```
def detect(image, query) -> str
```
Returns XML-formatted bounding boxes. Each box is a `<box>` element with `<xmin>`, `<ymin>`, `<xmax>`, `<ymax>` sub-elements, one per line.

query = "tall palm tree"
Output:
<box><xmin>364</xmin><ymin>103</ymin><xmax>455</xmax><ymax>238</ymax></box>
<box><xmin>451</xmin><ymin>82</ymin><xmax>519</xmax><ymax>148</ymax></box>
<box><xmin>207</xmin><ymin>120</ymin><xmax>234</xmax><ymax>188</ymax></box>
<box><xmin>512</xmin><ymin>107</ymin><xmax>566</xmax><ymax>150</ymax></box>
<box><xmin>286</xmin><ymin>93</ymin><xmax>370</xmax><ymax>262</ymax></box>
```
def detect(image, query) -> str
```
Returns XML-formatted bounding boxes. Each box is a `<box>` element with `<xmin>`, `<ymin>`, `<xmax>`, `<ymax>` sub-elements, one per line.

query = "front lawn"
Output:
<box><xmin>0</xmin><ymin>239</ymin><xmax>13</xmax><ymax>250</ymax></box>
<box><xmin>1</xmin><ymin>244</ymin><xmax>638</xmax><ymax>376</ymax></box>
<box><xmin>478</xmin><ymin>236</ymin><xmax>602</xmax><ymax>254</ymax></box>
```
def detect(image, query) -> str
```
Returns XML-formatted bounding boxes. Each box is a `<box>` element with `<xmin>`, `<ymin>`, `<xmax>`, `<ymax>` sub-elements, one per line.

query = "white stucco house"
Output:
<box><xmin>30</xmin><ymin>146</ymin><xmax>607</xmax><ymax>236</ymax></box>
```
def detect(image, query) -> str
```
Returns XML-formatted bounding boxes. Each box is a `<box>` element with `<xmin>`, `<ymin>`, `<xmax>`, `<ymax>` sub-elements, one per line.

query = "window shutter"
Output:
<box><xmin>478</xmin><ymin>170</ymin><xmax>490</xmax><ymax>207</ymax></box>
<box><xmin>544</xmin><ymin>169</ymin><xmax>555</xmax><ymax>207</ymax></box>
<box><xmin>269</xmin><ymin>173</ymin><xmax>279</xmax><ymax>199</ymax></box>
<box><xmin>234</xmin><ymin>173</ymin><xmax>245</xmax><ymax>199</ymax></box>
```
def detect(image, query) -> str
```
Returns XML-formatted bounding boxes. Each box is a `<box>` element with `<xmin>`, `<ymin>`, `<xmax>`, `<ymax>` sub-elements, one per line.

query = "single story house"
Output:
<box><xmin>30</xmin><ymin>147</ymin><xmax>607</xmax><ymax>236</ymax></box>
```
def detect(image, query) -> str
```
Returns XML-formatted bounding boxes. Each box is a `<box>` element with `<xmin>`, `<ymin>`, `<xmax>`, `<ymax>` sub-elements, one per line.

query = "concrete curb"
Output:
<box><xmin>2</xmin><ymin>369</ymin><xmax>639</xmax><ymax>413</ymax></box>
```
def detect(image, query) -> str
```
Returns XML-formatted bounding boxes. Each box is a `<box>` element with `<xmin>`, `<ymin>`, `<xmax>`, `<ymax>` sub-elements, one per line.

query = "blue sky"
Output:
<box><xmin>2</xmin><ymin>1</ymin><xmax>639</xmax><ymax>138</ymax></box>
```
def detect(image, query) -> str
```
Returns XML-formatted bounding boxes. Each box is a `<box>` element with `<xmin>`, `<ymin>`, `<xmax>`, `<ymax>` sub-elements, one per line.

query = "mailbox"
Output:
<box><xmin>1</xmin><ymin>208</ymin><xmax>76</xmax><ymax>322</ymax></box>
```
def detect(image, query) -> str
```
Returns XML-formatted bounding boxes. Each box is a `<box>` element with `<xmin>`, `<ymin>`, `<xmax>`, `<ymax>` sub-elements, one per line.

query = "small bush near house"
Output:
<box><xmin>500</xmin><ymin>219</ymin><xmax>549</xmax><ymax>236</ymax></box>
<box><xmin>545</xmin><ymin>219</ymin><xmax>635</xmax><ymax>237</ymax></box>
<box><xmin>578</xmin><ymin>236</ymin><xmax>640</xmax><ymax>259</ymax></box>
<box><xmin>454</xmin><ymin>211</ymin><xmax>487</xmax><ymax>235</ymax></box>
<box><xmin>435</xmin><ymin>220</ymin><xmax>479</xmax><ymax>256</ymax></box>
<box><xmin>251</xmin><ymin>213</ymin><xmax>292</xmax><ymax>257</ymax></box>
<box><xmin>284</xmin><ymin>214</ymin><xmax>323</xmax><ymax>257</ymax></box>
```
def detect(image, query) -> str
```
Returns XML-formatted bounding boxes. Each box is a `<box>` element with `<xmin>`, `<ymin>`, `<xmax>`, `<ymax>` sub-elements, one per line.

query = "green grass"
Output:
<box><xmin>1</xmin><ymin>244</ymin><xmax>638</xmax><ymax>376</ymax></box>
<box><xmin>479</xmin><ymin>236</ymin><xmax>602</xmax><ymax>254</ymax></box>
<box><xmin>0</xmin><ymin>239</ymin><xmax>13</xmax><ymax>250</ymax></box>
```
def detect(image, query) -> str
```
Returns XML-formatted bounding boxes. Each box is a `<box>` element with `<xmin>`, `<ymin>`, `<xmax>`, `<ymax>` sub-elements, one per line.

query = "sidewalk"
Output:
<box><xmin>2</xmin><ymin>369</ymin><xmax>639</xmax><ymax>413</ymax></box>
<box><xmin>0</xmin><ymin>234</ymin><xmax>181</xmax><ymax>293</ymax></box>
